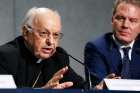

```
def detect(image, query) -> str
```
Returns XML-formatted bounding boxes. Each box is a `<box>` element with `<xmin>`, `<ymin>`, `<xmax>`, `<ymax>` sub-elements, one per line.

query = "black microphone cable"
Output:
<box><xmin>56</xmin><ymin>47</ymin><xmax>97</xmax><ymax>89</ymax></box>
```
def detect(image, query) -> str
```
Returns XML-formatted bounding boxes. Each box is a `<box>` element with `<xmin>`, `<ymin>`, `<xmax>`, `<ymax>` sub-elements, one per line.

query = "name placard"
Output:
<box><xmin>0</xmin><ymin>75</ymin><xmax>16</xmax><ymax>88</ymax></box>
<box><xmin>104</xmin><ymin>79</ymin><xmax>140</xmax><ymax>91</ymax></box>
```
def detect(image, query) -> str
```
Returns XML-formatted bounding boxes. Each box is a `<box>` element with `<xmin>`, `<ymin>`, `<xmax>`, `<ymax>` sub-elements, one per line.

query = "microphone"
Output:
<box><xmin>56</xmin><ymin>47</ymin><xmax>97</xmax><ymax>89</ymax></box>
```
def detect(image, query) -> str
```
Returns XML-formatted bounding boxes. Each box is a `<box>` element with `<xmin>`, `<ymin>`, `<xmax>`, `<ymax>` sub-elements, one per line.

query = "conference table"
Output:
<box><xmin>0</xmin><ymin>88</ymin><xmax>139</xmax><ymax>93</ymax></box>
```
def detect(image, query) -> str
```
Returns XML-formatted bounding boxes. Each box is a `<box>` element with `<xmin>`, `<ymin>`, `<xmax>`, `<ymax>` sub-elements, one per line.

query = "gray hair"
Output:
<box><xmin>22</xmin><ymin>7</ymin><xmax>61</xmax><ymax>31</ymax></box>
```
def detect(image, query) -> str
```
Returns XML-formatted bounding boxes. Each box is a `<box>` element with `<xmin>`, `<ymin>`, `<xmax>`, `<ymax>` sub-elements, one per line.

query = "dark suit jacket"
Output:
<box><xmin>84</xmin><ymin>32</ymin><xmax>140</xmax><ymax>86</ymax></box>
<box><xmin>0</xmin><ymin>36</ymin><xmax>84</xmax><ymax>88</ymax></box>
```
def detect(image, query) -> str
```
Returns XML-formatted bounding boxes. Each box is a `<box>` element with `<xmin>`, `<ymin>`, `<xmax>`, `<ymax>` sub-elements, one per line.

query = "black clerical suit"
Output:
<box><xmin>0</xmin><ymin>36</ymin><xmax>84</xmax><ymax>88</ymax></box>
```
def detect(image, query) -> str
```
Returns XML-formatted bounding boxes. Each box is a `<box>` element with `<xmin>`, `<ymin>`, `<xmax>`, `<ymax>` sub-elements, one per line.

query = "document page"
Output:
<box><xmin>0</xmin><ymin>75</ymin><xmax>16</xmax><ymax>88</ymax></box>
<box><xmin>104</xmin><ymin>79</ymin><xmax>140</xmax><ymax>91</ymax></box>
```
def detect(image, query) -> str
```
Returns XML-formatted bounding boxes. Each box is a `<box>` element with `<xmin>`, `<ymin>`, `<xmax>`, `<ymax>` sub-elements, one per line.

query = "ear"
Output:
<box><xmin>111</xmin><ymin>16</ymin><xmax>114</xmax><ymax>25</ymax></box>
<box><xmin>22</xmin><ymin>26</ymin><xmax>29</xmax><ymax>40</ymax></box>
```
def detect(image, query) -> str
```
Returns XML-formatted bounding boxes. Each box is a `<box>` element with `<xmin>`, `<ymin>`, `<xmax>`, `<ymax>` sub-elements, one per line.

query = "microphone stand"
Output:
<box><xmin>56</xmin><ymin>47</ymin><xmax>96</xmax><ymax>89</ymax></box>
<box><xmin>68</xmin><ymin>54</ymin><xmax>93</xmax><ymax>89</ymax></box>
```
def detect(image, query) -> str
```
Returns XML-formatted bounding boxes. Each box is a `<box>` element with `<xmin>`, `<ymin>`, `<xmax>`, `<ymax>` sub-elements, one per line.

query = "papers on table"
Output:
<box><xmin>0</xmin><ymin>75</ymin><xmax>16</xmax><ymax>88</ymax></box>
<box><xmin>104</xmin><ymin>79</ymin><xmax>140</xmax><ymax>91</ymax></box>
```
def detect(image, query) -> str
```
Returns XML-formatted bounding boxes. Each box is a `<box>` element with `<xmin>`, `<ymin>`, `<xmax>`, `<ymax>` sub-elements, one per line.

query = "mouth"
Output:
<box><xmin>42</xmin><ymin>48</ymin><xmax>54</xmax><ymax>54</ymax></box>
<box><xmin>117</xmin><ymin>30</ymin><xmax>129</xmax><ymax>36</ymax></box>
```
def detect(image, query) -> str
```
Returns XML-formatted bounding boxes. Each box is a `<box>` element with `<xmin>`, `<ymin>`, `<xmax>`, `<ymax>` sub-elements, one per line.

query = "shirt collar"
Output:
<box><xmin>112</xmin><ymin>34</ymin><xmax>135</xmax><ymax>49</ymax></box>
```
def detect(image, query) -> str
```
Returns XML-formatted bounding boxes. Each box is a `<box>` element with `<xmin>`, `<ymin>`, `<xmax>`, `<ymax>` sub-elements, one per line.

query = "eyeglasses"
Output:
<box><xmin>24</xmin><ymin>25</ymin><xmax>63</xmax><ymax>40</ymax></box>
<box><xmin>36</xmin><ymin>30</ymin><xmax>63</xmax><ymax>40</ymax></box>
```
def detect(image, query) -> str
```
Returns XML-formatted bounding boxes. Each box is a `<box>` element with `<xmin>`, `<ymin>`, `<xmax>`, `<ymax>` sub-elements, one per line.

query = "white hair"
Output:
<box><xmin>22</xmin><ymin>7</ymin><xmax>61</xmax><ymax>31</ymax></box>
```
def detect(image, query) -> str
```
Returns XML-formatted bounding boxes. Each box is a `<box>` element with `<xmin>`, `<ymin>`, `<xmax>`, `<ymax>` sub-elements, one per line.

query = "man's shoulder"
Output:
<box><xmin>86</xmin><ymin>32</ymin><xmax>113</xmax><ymax>47</ymax></box>
<box><xmin>0</xmin><ymin>36</ymin><xmax>22</xmax><ymax>56</ymax></box>
<box><xmin>132</xmin><ymin>34</ymin><xmax>140</xmax><ymax>49</ymax></box>
<box><xmin>0</xmin><ymin>36</ymin><xmax>24</xmax><ymax>74</ymax></box>
<box><xmin>135</xmin><ymin>34</ymin><xmax>140</xmax><ymax>43</ymax></box>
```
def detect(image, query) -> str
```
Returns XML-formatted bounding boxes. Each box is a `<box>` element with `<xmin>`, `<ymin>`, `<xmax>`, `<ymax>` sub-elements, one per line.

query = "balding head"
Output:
<box><xmin>22</xmin><ymin>7</ymin><xmax>61</xmax><ymax>31</ymax></box>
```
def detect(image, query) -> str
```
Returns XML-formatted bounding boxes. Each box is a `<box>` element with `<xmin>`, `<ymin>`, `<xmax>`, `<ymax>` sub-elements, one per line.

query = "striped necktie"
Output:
<box><xmin>121</xmin><ymin>47</ymin><xmax>131</xmax><ymax>79</ymax></box>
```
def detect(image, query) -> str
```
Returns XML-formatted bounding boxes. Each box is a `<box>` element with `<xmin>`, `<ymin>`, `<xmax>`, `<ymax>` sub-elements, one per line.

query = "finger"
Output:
<box><xmin>53</xmin><ymin>82</ymin><xmax>73</xmax><ymax>89</ymax></box>
<box><xmin>42</xmin><ymin>75</ymin><xmax>62</xmax><ymax>89</ymax></box>
<box><xmin>54</xmin><ymin>66</ymin><xmax>68</xmax><ymax>76</ymax></box>
<box><xmin>95</xmin><ymin>79</ymin><xmax>105</xmax><ymax>90</ymax></box>
<box><xmin>51</xmin><ymin>74</ymin><xmax>63</xmax><ymax>83</ymax></box>
<box><xmin>95</xmin><ymin>84</ymin><xmax>103</xmax><ymax>90</ymax></box>
<box><xmin>114</xmin><ymin>76</ymin><xmax>121</xmax><ymax>79</ymax></box>
<box><xmin>51</xmin><ymin>66</ymin><xmax>68</xmax><ymax>82</ymax></box>
<box><xmin>42</xmin><ymin>82</ymin><xmax>58</xmax><ymax>89</ymax></box>
<box><xmin>42</xmin><ymin>66</ymin><xmax>69</xmax><ymax>89</ymax></box>
<box><xmin>44</xmin><ymin>74</ymin><xmax>63</xmax><ymax>88</ymax></box>
<box><xmin>106</xmin><ymin>73</ymin><xmax>116</xmax><ymax>78</ymax></box>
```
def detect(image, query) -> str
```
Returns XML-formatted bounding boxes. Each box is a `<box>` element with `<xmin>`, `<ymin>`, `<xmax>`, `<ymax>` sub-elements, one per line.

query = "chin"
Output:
<box><xmin>118</xmin><ymin>38</ymin><xmax>131</xmax><ymax>45</ymax></box>
<box><xmin>40</xmin><ymin>54</ymin><xmax>53</xmax><ymax>59</ymax></box>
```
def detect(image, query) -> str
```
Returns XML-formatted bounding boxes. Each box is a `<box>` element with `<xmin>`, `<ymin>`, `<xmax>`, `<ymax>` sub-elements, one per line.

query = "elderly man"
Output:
<box><xmin>0</xmin><ymin>7</ymin><xmax>84</xmax><ymax>89</ymax></box>
<box><xmin>85</xmin><ymin>0</ymin><xmax>140</xmax><ymax>89</ymax></box>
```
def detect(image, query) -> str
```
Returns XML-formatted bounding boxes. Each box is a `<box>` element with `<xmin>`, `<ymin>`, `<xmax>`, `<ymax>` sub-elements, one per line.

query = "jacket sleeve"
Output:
<box><xmin>84</xmin><ymin>42</ymin><xmax>108</xmax><ymax>86</ymax></box>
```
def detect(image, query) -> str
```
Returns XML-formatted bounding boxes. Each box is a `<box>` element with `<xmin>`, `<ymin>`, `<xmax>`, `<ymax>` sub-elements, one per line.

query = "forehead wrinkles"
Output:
<box><xmin>116</xmin><ymin>3</ymin><xmax>140</xmax><ymax>18</ymax></box>
<box><xmin>32</xmin><ymin>11</ymin><xmax>61</xmax><ymax>30</ymax></box>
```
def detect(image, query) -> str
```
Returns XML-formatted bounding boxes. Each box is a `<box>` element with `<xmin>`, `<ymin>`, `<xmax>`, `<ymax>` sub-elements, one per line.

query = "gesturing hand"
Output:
<box><xmin>42</xmin><ymin>66</ymin><xmax>73</xmax><ymax>89</ymax></box>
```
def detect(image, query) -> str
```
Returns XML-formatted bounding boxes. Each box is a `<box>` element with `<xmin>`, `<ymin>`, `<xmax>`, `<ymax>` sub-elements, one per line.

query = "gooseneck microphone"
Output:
<box><xmin>56</xmin><ymin>47</ymin><xmax>97</xmax><ymax>89</ymax></box>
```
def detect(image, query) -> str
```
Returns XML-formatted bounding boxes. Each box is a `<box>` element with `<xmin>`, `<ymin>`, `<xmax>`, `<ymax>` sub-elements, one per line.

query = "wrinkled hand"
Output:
<box><xmin>42</xmin><ymin>66</ymin><xmax>73</xmax><ymax>89</ymax></box>
<box><xmin>95</xmin><ymin>73</ymin><xmax>121</xmax><ymax>90</ymax></box>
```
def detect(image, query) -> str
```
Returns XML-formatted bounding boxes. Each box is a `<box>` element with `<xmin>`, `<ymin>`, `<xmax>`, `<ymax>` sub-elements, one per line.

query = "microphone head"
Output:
<box><xmin>56</xmin><ymin>47</ymin><xmax>63</xmax><ymax>52</ymax></box>
<box><xmin>56</xmin><ymin>47</ymin><xmax>68</xmax><ymax>55</ymax></box>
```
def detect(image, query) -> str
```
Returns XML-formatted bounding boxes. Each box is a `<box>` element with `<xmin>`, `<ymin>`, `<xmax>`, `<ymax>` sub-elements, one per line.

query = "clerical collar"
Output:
<box><xmin>36</xmin><ymin>59</ymin><xmax>42</xmax><ymax>63</ymax></box>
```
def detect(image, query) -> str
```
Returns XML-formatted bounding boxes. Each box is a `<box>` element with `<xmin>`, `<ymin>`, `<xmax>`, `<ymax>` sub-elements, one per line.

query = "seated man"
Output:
<box><xmin>84</xmin><ymin>0</ymin><xmax>140</xmax><ymax>89</ymax></box>
<box><xmin>0</xmin><ymin>7</ymin><xmax>84</xmax><ymax>89</ymax></box>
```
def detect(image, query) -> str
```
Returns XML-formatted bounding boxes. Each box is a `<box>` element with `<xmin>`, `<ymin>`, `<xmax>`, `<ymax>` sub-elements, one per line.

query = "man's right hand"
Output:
<box><xmin>95</xmin><ymin>73</ymin><xmax>121</xmax><ymax>90</ymax></box>
<box><xmin>42</xmin><ymin>66</ymin><xmax>73</xmax><ymax>89</ymax></box>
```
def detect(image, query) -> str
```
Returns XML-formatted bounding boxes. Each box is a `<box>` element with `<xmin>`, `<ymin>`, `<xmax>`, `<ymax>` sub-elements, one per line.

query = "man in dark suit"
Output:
<box><xmin>84</xmin><ymin>0</ymin><xmax>140</xmax><ymax>89</ymax></box>
<box><xmin>0</xmin><ymin>7</ymin><xmax>84</xmax><ymax>89</ymax></box>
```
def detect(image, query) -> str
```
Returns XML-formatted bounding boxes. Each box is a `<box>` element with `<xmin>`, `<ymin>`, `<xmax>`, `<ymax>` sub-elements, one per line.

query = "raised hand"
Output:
<box><xmin>42</xmin><ymin>66</ymin><xmax>73</xmax><ymax>89</ymax></box>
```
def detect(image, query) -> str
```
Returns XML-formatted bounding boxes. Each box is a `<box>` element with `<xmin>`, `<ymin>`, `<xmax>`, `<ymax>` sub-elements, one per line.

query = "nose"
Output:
<box><xmin>122</xmin><ymin>19</ymin><xmax>129</xmax><ymax>29</ymax></box>
<box><xmin>46</xmin><ymin>34</ymin><xmax>54</xmax><ymax>46</ymax></box>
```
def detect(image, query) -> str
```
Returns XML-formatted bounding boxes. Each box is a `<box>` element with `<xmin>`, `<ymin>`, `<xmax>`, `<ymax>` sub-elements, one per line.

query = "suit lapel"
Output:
<box><xmin>106</xmin><ymin>34</ymin><xmax>122</xmax><ymax>75</ymax></box>
<box><xmin>108</xmin><ymin>47</ymin><xmax>122</xmax><ymax>75</ymax></box>
<box><xmin>130</xmin><ymin>37</ymin><xmax>140</xmax><ymax>78</ymax></box>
